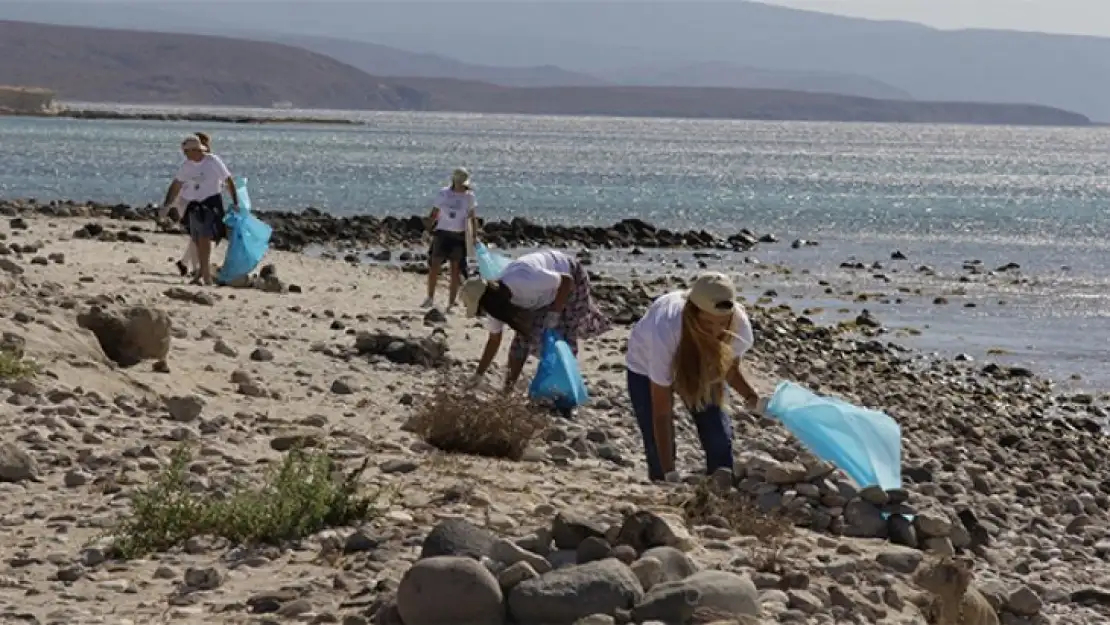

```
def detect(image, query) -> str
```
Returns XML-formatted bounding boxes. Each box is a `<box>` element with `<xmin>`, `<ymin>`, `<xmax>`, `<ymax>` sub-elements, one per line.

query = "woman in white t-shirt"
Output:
<box><xmin>422</xmin><ymin>167</ymin><xmax>478</xmax><ymax>310</ymax></box>
<box><xmin>625</xmin><ymin>272</ymin><xmax>764</xmax><ymax>483</ymax></box>
<box><xmin>459</xmin><ymin>249</ymin><xmax>611</xmax><ymax>393</ymax></box>
<box><xmin>161</xmin><ymin>131</ymin><xmax>214</xmax><ymax>279</ymax></box>
<box><xmin>162</xmin><ymin>135</ymin><xmax>239</xmax><ymax>285</ymax></box>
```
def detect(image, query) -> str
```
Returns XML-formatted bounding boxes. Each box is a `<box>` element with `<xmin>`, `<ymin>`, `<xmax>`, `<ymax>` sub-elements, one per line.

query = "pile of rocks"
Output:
<box><xmin>379</xmin><ymin>514</ymin><xmax>763</xmax><ymax>625</ymax></box>
<box><xmin>731</xmin><ymin>453</ymin><xmax>973</xmax><ymax>556</ymax></box>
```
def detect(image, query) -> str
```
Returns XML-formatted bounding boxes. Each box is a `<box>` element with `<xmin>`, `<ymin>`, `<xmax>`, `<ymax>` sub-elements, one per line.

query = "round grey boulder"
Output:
<box><xmin>397</xmin><ymin>556</ymin><xmax>505</xmax><ymax>625</ymax></box>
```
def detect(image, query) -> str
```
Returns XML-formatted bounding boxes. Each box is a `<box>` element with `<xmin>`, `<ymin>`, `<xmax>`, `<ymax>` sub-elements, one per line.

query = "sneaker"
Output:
<box><xmin>420</xmin><ymin>297</ymin><xmax>434</xmax><ymax>309</ymax></box>
<box><xmin>175</xmin><ymin>260</ymin><xmax>188</xmax><ymax>277</ymax></box>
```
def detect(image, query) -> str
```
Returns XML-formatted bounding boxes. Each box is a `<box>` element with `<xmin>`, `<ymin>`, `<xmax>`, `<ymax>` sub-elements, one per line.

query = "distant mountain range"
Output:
<box><xmin>15</xmin><ymin>0</ymin><xmax>1090</xmax><ymax>122</ymax></box>
<box><xmin>0</xmin><ymin>21</ymin><xmax>425</xmax><ymax>110</ymax></box>
<box><xmin>272</xmin><ymin>34</ymin><xmax>608</xmax><ymax>89</ymax></box>
<box><xmin>0</xmin><ymin>16</ymin><xmax>1094</xmax><ymax>126</ymax></box>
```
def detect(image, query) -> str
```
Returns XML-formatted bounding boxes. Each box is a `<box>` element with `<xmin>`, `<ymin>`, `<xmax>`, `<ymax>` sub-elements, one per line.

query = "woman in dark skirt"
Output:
<box><xmin>459</xmin><ymin>249</ymin><xmax>612</xmax><ymax>394</ymax></box>
<box><xmin>162</xmin><ymin>135</ymin><xmax>239</xmax><ymax>285</ymax></box>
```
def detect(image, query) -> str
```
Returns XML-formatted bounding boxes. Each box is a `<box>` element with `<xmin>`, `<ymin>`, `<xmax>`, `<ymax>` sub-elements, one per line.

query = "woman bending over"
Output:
<box><xmin>459</xmin><ymin>249</ymin><xmax>611</xmax><ymax>393</ymax></box>
<box><xmin>625</xmin><ymin>272</ymin><xmax>763</xmax><ymax>482</ymax></box>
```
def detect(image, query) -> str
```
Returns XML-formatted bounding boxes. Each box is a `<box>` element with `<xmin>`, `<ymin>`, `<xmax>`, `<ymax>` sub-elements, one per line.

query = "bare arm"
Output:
<box><xmin>467</xmin><ymin>196</ymin><xmax>479</xmax><ymax>239</ymax></box>
<box><xmin>504</xmin><ymin>348</ymin><xmax>527</xmax><ymax>394</ymax></box>
<box><xmin>725</xmin><ymin>358</ymin><xmax>760</xmax><ymax>409</ymax></box>
<box><xmin>650</xmin><ymin>381</ymin><xmax>677</xmax><ymax>474</ymax></box>
<box><xmin>550</xmin><ymin>274</ymin><xmax>574</xmax><ymax>314</ymax></box>
<box><xmin>225</xmin><ymin>176</ymin><xmax>240</xmax><ymax>207</ymax></box>
<box><xmin>163</xmin><ymin>180</ymin><xmax>183</xmax><ymax>209</ymax></box>
<box><xmin>476</xmin><ymin>332</ymin><xmax>501</xmax><ymax>376</ymax></box>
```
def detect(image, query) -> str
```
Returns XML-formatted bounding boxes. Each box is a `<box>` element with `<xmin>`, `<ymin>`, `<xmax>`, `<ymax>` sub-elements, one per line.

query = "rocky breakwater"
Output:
<box><xmin>0</xmin><ymin>199</ymin><xmax>782</xmax><ymax>253</ymax></box>
<box><xmin>256</xmin><ymin>212</ymin><xmax>778</xmax><ymax>254</ymax></box>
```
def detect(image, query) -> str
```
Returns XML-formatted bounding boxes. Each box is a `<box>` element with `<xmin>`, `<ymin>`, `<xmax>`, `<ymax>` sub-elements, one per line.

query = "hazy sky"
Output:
<box><xmin>41</xmin><ymin>0</ymin><xmax>1110</xmax><ymax>38</ymax></box>
<box><xmin>760</xmin><ymin>0</ymin><xmax>1110</xmax><ymax>36</ymax></box>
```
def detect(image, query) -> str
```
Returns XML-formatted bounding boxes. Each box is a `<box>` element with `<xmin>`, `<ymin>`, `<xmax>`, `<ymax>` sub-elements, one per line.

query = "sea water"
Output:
<box><xmin>2</xmin><ymin>106</ymin><xmax>1110</xmax><ymax>386</ymax></box>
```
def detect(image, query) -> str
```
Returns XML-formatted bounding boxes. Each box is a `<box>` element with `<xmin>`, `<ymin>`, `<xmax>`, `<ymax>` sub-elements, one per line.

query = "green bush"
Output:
<box><xmin>111</xmin><ymin>445</ymin><xmax>385</xmax><ymax>559</ymax></box>
<box><xmin>0</xmin><ymin>349</ymin><xmax>37</xmax><ymax>380</ymax></box>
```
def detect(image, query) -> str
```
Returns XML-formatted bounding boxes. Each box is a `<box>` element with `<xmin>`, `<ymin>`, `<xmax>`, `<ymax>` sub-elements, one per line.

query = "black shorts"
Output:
<box><xmin>430</xmin><ymin>230</ymin><xmax>466</xmax><ymax>263</ymax></box>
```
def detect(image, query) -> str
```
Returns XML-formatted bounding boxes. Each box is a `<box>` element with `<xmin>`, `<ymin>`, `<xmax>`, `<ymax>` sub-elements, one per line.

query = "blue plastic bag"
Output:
<box><xmin>218</xmin><ymin>177</ymin><xmax>272</xmax><ymax>285</ymax></box>
<box><xmin>475</xmin><ymin>242</ymin><xmax>512</xmax><ymax>280</ymax></box>
<box><xmin>528</xmin><ymin>329</ymin><xmax>589</xmax><ymax>410</ymax></box>
<box><xmin>764</xmin><ymin>381</ymin><xmax>902</xmax><ymax>491</ymax></box>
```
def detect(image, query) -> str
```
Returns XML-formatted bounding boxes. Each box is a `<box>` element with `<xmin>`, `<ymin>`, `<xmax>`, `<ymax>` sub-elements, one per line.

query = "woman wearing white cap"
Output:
<box><xmin>625</xmin><ymin>272</ymin><xmax>763</xmax><ymax>483</ymax></box>
<box><xmin>422</xmin><ymin>167</ymin><xmax>478</xmax><ymax>310</ymax></box>
<box><xmin>160</xmin><ymin>131</ymin><xmax>212</xmax><ymax>279</ymax></box>
<box><xmin>162</xmin><ymin>134</ymin><xmax>239</xmax><ymax>285</ymax></box>
<box><xmin>459</xmin><ymin>249</ymin><xmax>611</xmax><ymax>393</ymax></box>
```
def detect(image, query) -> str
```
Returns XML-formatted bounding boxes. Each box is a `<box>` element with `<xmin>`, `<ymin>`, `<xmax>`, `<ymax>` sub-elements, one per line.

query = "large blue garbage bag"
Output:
<box><xmin>528</xmin><ymin>329</ymin><xmax>589</xmax><ymax>410</ymax></box>
<box><xmin>764</xmin><ymin>381</ymin><xmax>902</xmax><ymax>491</ymax></box>
<box><xmin>475</xmin><ymin>242</ymin><xmax>512</xmax><ymax>280</ymax></box>
<box><xmin>218</xmin><ymin>177</ymin><xmax>272</xmax><ymax>285</ymax></box>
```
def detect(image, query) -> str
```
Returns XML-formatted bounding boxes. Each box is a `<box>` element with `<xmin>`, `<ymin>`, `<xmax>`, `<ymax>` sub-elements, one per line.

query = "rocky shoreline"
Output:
<box><xmin>1</xmin><ymin>205</ymin><xmax>1110</xmax><ymax>623</ymax></box>
<box><xmin>0</xmin><ymin>198</ymin><xmax>793</xmax><ymax>252</ymax></box>
<box><xmin>5</xmin><ymin>107</ymin><xmax>364</xmax><ymax>126</ymax></box>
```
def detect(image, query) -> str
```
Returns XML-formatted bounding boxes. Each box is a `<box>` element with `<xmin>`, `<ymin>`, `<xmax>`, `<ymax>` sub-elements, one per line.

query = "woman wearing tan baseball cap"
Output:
<box><xmin>624</xmin><ymin>272</ymin><xmax>764</xmax><ymax>482</ymax></box>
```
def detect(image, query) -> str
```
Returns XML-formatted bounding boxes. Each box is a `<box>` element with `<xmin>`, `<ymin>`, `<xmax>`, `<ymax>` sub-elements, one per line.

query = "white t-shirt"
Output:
<box><xmin>487</xmin><ymin>250</ymin><xmax>573</xmax><ymax>334</ymax></box>
<box><xmin>432</xmin><ymin>187</ymin><xmax>477</xmax><ymax>233</ymax></box>
<box><xmin>175</xmin><ymin>154</ymin><xmax>232</xmax><ymax>202</ymax></box>
<box><xmin>625</xmin><ymin>291</ymin><xmax>754</xmax><ymax>387</ymax></box>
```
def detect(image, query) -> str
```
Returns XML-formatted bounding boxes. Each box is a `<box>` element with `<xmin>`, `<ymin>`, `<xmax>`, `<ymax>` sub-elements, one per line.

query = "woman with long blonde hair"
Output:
<box><xmin>625</xmin><ymin>272</ymin><xmax>763</xmax><ymax>482</ymax></box>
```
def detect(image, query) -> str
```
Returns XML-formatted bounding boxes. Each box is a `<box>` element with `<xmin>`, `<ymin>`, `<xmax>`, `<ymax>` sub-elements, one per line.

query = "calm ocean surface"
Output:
<box><xmin>3</xmin><ymin>104</ymin><xmax>1110</xmax><ymax>388</ymax></box>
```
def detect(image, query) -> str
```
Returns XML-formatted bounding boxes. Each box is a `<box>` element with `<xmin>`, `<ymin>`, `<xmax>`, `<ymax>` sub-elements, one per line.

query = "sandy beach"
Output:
<box><xmin>2</xmin><ymin>207</ymin><xmax>1110</xmax><ymax>625</ymax></box>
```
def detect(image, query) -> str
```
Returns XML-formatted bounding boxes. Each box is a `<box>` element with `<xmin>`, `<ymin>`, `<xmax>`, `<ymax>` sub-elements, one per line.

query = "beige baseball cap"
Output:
<box><xmin>687</xmin><ymin>272</ymin><xmax>737</xmax><ymax>317</ymax></box>
<box><xmin>460</xmin><ymin>278</ymin><xmax>488</xmax><ymax>318</ymax></box>
<box><xmin>451</xmin><ymin>167</ymin><xmax>471</xmax><ymax>186</ymax></box>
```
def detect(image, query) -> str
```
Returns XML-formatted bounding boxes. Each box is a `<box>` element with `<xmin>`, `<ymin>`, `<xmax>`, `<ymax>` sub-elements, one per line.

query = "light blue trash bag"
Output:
<box><xmin>764</xmin><ymin>381</ymin><xmax>902</xmax><ymax>491</ymax></box>
<box><xmin>528</xmin><ymin>329</ymin><xmax>590</xmax><ymax>410</ymax></box>
<box><xmin>218</xmin><ymin>177</ymin><xmax>272</xmax><ymax>285</ymax></box>
<box><xmin>475</xmin><ymin>242</ymin><xmax>512</xmax><ymax>280</ymax></box>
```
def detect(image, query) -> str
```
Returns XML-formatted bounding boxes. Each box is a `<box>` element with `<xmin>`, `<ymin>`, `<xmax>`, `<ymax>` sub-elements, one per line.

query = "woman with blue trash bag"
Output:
<box><xmin>162</xmin><ymin>134</ymin><xmax>239</xmax><ymax>286</ymax></box>
<box><xmin>458</xmin><ymin>249</ymin><xmax>611</xmax><ymax>397</ymax></box>
<box><xmin>422</xmin><ymin>167</ymin><xmax>478</xmax><ymax>311</ymax></box>
<box><xmin>625</xmin><ymin>272</ymin><xmax>765</xmax><ymax>483</ymax></box>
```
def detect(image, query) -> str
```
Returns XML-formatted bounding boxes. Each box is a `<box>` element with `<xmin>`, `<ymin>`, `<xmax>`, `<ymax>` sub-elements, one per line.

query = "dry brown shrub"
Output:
<box><xmin>681</xmin><ymin>478</ymin><xmax>794</xmax><ymax>573</ymax></box>
<box><xmin>408</xmin><ymin>379</ymin><xmax>547</xmax><ymax>461</ymax></box>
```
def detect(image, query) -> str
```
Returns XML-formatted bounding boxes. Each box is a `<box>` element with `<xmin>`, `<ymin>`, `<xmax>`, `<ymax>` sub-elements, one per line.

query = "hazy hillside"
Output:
<box><xmin>121</xmin><ymin>0</ymin><xmax>1108</xmax><ymax>121</ymax></box>
<box><xmin>274</xmin><ymin>34</ymin><xmax>608</xmax><ymax>88</ymax></box>
<box><xmin>0</xmin><ymin>21</ymin><xmax>425</xmax><ymax>110</ymax></box>
<box><xmin>0</xmin><ymin>19</ymin><xmax>1092</xmax><ymax>126</ymax></box>
<box><xmin>0</xmin><ymin>2</ymin><xmax>918</xmax><ymax>100</ymax></box>
<box><xmin>398</xmin><ymin>80</ymin><xmax>1089</xmax><ymax>126</ymax></box>
<box><xmin>609</xmin><ymin>62</ymin><xmax>913</xmax><ymax>100</ymax></box>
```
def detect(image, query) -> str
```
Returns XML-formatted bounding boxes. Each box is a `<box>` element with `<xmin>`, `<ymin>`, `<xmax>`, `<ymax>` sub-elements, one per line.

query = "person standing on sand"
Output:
<box><xmin>160</xmin><ymin>131</ymin><xmax>214</xmax><ymax>278</ymax></box>
<box><xmin>624</xmin><ymin>272</ymin><xmax>765</xmax><ymax>483</ymax></box>
<box><xmin>162</xmin><ymin>134</ymin><xmax>239</xmax><ymax>286</ymax></box>
<box><xmin>422</xmin><ymin>168</ymin><xmax>478</xmax><ymax>310</ymax></box>
<box><xmin>459</xmin><ymin>249</ymin><xmax>611</xmax><ymax>393</ymax></box>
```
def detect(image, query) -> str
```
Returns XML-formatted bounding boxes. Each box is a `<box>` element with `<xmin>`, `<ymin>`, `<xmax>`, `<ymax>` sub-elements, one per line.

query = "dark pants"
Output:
<box><xmin>428</xmin><ymin>231</ymin><xmax>469</xmax><ymax>278</ymax></box>
<box><xmin>627</xmin><ymin>370</ymin><xmax>734</xmax><ymax>481</ymax></box>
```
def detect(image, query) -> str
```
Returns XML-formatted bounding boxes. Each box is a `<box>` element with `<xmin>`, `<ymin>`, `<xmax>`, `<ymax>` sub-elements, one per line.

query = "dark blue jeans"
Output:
<box><xmin>627</xmin><ymin>370</ymin><xmax>734</xmax><ymax>482</ymax></box>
